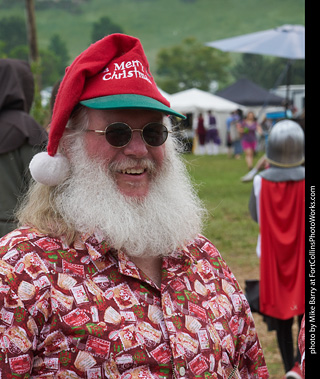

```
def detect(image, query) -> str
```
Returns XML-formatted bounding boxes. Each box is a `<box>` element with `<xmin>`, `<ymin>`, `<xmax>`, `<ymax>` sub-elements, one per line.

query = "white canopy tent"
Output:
<box><xmin>170</xmin><ymin>88</ymin><xmax>245</xmax><ymax>153</ymax></box>
<box><xmin>170</xmin><ymin>88</ymin><xmax>243</xmax><ymax>113</ymax></box>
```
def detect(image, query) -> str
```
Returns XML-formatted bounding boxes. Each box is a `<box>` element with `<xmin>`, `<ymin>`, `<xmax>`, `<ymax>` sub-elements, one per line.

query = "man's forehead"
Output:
<box><xmin>86</xmin><ymin>107</ymin><xmax>165</xmax><ymax>122</ymax></box>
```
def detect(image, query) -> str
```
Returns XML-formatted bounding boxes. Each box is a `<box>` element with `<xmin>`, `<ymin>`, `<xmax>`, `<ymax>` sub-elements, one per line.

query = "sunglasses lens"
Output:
<box><xmin>143</xmin><ymin>123</ymin><xmax>168</xmax><ymax>146</ymax></box>
<box><xmin>105</xmin><ymin>123</ymin><xmax>132</xmax><ymax>147</ymax></box>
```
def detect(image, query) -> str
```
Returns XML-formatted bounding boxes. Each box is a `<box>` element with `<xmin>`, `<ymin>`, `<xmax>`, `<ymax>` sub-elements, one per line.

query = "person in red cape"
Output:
<box><xmin>249</xmin><ymin>119</ymin><xmax>305</xmax><ymax>379</ymax></box>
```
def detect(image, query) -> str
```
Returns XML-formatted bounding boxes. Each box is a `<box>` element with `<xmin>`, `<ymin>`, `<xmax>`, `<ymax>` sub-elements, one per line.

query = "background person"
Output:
<box><xmin>0</xmin><ymin>58</ymin><xmax>47</xmax><ymax>236</ymax></box>
<box><xmin>0</xmin><ymin>34</ymin><xmax>268</xmax><ymax>378</ymax></box>
<box><xmin>196</xmin><ymin>112</ymin><xmax>207</xmax><ymax>154</ymax></box>
<box><xmin>248</xmin><ymin>119</ymin><xmax>305</xmax><ymax>379</ymax></box>
<box><xmin>228</xmin><ymin>108</ymin><xmax>243</xmax><ymax>159</ymax></box>
<box><xmin>206</xmin><ymin>110</ymin><xmax>220</xmax><ymax>155</ymax></box>
<box><xmin>238</xmin><ymin>111</ymin><xmax>262</xmax><ymax>170</ymax></box>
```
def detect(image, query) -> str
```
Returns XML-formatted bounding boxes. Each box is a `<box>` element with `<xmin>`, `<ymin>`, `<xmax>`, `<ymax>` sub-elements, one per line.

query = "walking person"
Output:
<box><xmin>238</xmin><ymin>111</ymin><xmax>262</xmax><ymax>170</ymax></box>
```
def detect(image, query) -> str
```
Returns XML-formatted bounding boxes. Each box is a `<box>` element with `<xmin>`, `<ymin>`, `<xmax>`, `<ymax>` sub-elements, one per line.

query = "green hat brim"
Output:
<box><xmin>80</xmin><ymin>94</ymin><xmax>186</xmax><ymax>119</ymax></box>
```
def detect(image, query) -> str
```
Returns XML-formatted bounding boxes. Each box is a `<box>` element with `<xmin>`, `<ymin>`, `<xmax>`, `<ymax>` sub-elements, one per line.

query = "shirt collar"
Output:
<box><xmin>80</xmin><ymin>232</ymin><xmax>115</xmax><ymax>261</ymax></box>
<box><xmin>80</xmin><ymin>232</ymin><xmax>197</xmax><ymax>281</ymax></box>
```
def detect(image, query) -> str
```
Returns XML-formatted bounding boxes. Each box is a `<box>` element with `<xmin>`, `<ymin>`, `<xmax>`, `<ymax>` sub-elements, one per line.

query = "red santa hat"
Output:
<box><xmin>30</xmin><ymin>33</ymin><xmax>185</xmax><ymax>186</ymax></box>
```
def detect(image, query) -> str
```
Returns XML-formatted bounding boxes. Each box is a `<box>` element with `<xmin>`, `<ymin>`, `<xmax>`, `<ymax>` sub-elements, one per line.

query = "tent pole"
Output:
<box><xmin>285</xmin><ymin>60</ymin><xmax>293</xmax><ymax>113</ymax></box>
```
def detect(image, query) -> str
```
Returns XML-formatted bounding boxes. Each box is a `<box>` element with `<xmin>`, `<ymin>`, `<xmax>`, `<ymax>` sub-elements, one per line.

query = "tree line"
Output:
<box><xmin>0</xmin><ymin>12</ymin><xmax>304</xmax><ymax>124</ymax></box>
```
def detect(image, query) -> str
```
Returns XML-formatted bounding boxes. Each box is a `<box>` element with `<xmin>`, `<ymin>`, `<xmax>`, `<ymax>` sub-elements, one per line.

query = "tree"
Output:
<box><xmin>267</xmin><ymin>58</ymin><xmax>305</xmax><ymax>87</ymax></box>
<box><xmin>49</xmin><ymin>34</ymin><xmax>70</xmax><ymax>77</ymax></box>
<box><xmin>155</xmin><ymin>37</ymin><xmax>231</xmax><ymax>93</ymax></box>
<box><xmin>0</xmin><ymin>16</ymin><xmax>27</xmax><ymax>56</ymax></box>
<box><xmin>0</xmin><ymin>18</ymin><xmax>70</xmax><ymax>87</ymax></box>
<box><xmin>231</xmin><ymin>53</ymin><xmax>305</xmax><ymax>89</ymax></box>
<box><xmin>91</xmin><ymin>16</ymin><xmax>124</xmax><ymax>43</ymax></box>
<box><xmin>7</xmin><ymin>45</ymin><xmax>29</xmax><ymax>61</ymax></box>
<box><xmin>39</xmin><ymin>49</ymin><xmax>62</xmax><ymax>88</ymax></box>
<box><xmin>25</xmin><ymin>0</ymin><xmax>39</xmax><ymax>63</ymax></box>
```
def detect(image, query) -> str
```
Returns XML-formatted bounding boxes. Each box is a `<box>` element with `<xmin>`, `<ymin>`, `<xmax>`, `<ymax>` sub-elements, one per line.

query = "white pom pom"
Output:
<box><xmin>29</xmin><ymin>152</ymin><xmax>70</xmax><ymax>186</ymax></box>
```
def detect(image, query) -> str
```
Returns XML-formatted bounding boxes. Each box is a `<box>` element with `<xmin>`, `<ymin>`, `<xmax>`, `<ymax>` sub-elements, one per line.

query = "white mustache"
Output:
<box><xmin>108</xmin><ymin>158</ymin><xmax>156</xmax><ymax>175</ymax></box>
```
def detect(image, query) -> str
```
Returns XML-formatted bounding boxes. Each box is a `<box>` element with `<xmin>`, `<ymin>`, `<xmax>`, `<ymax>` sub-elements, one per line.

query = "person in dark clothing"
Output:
<box><xmin>0</xmin><ymin>58</ymin><xmax>48</xmax><ymax>236</ymax></box>
<box><xmin>196</xmin><ymin>112</ymin><xmax>207</xmax><ymax>154</ymax></box>
<box><xmin>206</xmin><ymin>110</ymin><xmax>220</xmax><ymax>155</ymax></box>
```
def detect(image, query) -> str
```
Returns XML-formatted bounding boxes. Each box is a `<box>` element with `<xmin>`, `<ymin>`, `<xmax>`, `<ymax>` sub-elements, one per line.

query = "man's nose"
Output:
<box><xmin>123</xmin><ymin>129</ymin><xmax>148</xmax><ymax>157</ymax></box>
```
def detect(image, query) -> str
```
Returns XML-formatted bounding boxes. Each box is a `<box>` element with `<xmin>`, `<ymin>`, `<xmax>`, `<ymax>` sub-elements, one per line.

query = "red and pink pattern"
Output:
<box><xmin>0</xmin><ymin>227</ymin><xmax>268</xmax><ymax>378</ymax></box>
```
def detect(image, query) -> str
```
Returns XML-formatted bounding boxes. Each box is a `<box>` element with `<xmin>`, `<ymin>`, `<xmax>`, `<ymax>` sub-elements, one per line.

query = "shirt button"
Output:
<box><xmin>179</xmin><ymin>367</ymin><xmax>186</xmax><ymax>376</ymax></box>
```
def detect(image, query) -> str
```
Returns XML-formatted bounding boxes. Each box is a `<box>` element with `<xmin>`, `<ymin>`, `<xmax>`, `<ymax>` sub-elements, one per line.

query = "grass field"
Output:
<box><xmin>181</xmin><ymin>151</ymin><xmax>300</xmax><ymax>378</ymax></box>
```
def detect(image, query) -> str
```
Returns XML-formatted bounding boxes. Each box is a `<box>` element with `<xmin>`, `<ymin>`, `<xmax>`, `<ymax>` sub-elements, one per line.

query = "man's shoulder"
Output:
<box><xmin>187</xmin><ymin>235</ymin><xmax>222</xmax><ymax>259</ymax></box>
<box><xmin>186</xmin><ymin>235</ymin><xmax>237</xmax><ymax>281</ymax></box>
<box><xmin>177</xmin><ymin>236</ymin><xmax>246</xmax><ymax>303</ymax></box>
<box><xmin>0</xmin><ymin>227</ymin><xmax>63</xmax><ymax>255</ymax></box>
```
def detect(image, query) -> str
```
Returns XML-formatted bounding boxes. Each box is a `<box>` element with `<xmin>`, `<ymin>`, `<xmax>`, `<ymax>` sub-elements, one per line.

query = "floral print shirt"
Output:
<box><xmin>0</xmin><ymin>227</ymin><xmax>269</xmax><ymax>378</ymax></box>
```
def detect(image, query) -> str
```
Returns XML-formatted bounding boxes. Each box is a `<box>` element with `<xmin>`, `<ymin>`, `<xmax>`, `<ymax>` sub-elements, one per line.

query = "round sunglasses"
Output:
<box><xmin>85</xmin><ymin>122</ymin><xmax>170</xmax><ymax>148</ymax></box>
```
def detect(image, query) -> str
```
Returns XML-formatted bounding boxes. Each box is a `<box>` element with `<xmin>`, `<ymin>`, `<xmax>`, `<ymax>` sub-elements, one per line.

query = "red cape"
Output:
<box><xmin>259</xmin><ymin>178</ymin><xmax>305</xmax><ymax>319</ymax></box>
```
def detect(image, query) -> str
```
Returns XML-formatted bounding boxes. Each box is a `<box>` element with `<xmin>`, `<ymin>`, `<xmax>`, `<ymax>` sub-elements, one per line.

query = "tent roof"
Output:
<box><xmin>170</xmin><ymin>88</ymin><xmax>242</xmax><ymax>113</ymax></box>
<box><xmin>216</xmin><ymin>78</ymin><xmax>285</xmax><ymax>106</ymax></box>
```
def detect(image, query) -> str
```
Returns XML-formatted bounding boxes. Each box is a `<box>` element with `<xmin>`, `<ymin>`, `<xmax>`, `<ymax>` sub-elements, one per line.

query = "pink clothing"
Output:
<box><xmin>241</xmin><ymin>140</ymin><xmax>257</xmax><ymax>151</ymax></box>
<box><xmin>0</xmin><ymin>227</ymin><xmax>269</xmax><ymax>378</ymax></box>
<box><xmin>240</xmin><ymin>120</ymin><xmax>258</xmax><ymax>151</ymax></box>
<box><xmin>240</xmin><ymin>121</ymin><xmax>258</xmax><ymax>143</ymax></box>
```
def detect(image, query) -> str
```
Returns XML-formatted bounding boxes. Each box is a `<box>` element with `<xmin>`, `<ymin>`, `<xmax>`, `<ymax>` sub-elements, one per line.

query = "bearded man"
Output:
<box><xmin>0</xmin><ymin>34</ymin><xmax>268</xmax><ymax>378</ymax></box>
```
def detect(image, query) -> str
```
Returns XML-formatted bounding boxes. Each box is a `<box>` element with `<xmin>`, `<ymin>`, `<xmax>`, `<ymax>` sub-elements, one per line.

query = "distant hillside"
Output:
<box><xmin>1</xmin><ymin>0</ymin><xmax>305</xmax><ymax>71</ymax></box>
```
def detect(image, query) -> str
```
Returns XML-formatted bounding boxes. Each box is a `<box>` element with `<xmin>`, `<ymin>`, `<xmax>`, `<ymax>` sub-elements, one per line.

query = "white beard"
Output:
<box><xmin>55</xmin><ymin>137</ymin><xmax>206</xmax><ymax>257</ymax></box>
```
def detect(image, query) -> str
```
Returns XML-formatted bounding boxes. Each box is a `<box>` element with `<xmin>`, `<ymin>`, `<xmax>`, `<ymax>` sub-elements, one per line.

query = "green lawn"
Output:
<box><xmin>182</xmin><ymin>152</ymin><xmax>260</xmax><ymax>273</ymax></box>
<box><xmin>182</xmin><ymin>152</ymin><xmax>288</xmax><ymax>378</ymax></box>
